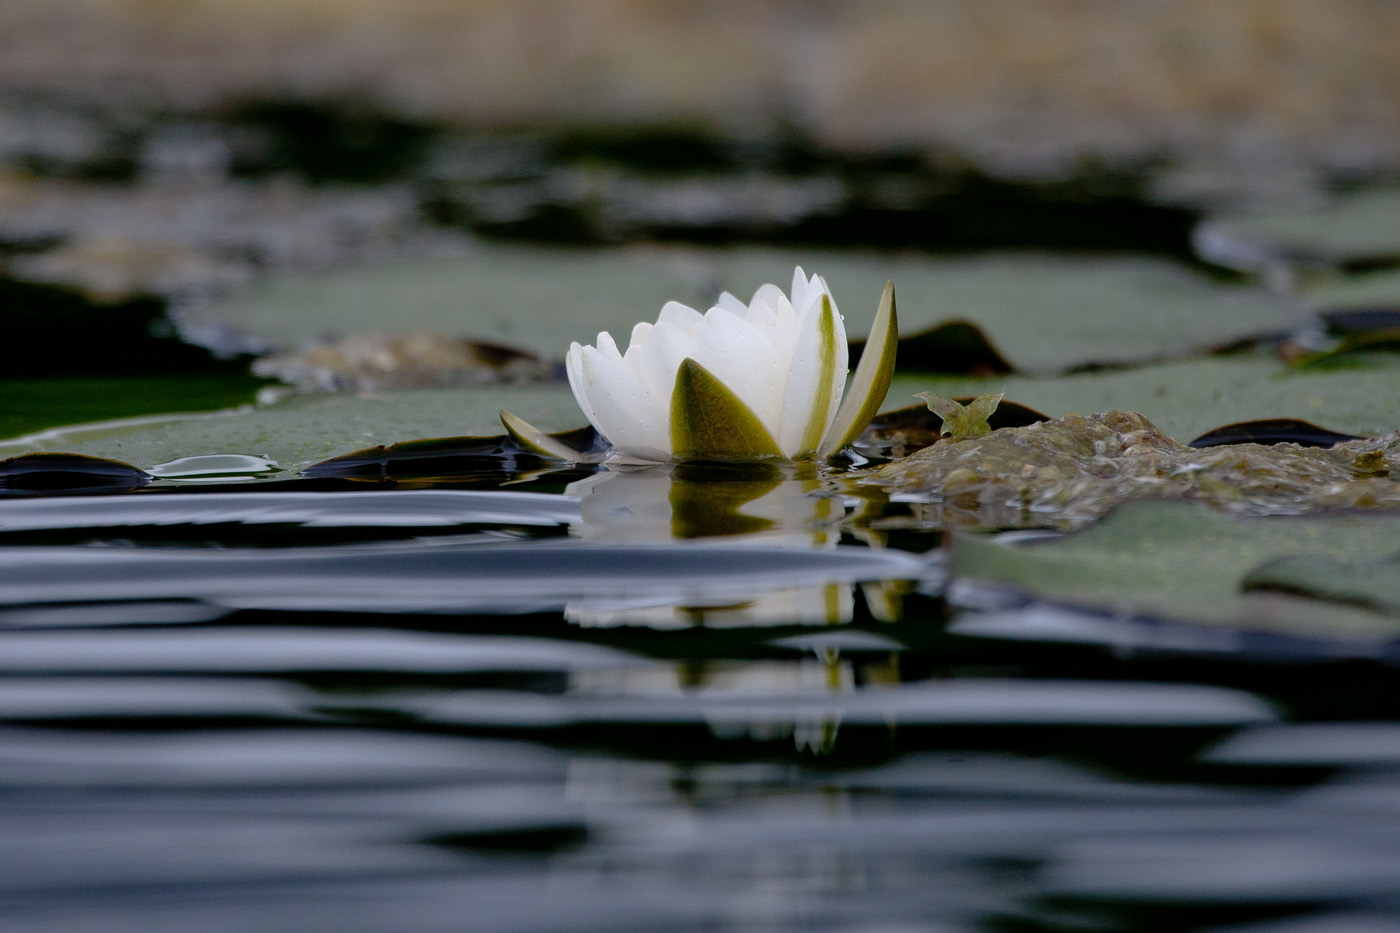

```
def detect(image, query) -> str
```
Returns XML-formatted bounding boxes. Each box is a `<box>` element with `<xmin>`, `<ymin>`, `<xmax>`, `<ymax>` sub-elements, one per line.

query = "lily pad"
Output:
<box><xmin>883</xmin><ymin>353</ymin><xmax>1400</xmax><ymax>442</ymax></box>
<box><xmin>193</xmin><ymin>245</ymin><xmax>1297</xmax><ymax>374</ymax></box>
<box><xmin>0</xmin><ymin>375</ymin><xmax>268</xmax><ymax>439</ymax></box>
<box><xmin>1195</xmin><ymin>189</ymin><xmax>1400</xmax><ymax>271</ymax></box>
<box><xmin>950</xmin><ymin>500</ymin><xmax>1400</xmax><ymax>641</ymax></box>
<box><xmin>1306</xmin><ymin>268</ymin><xmax>1400</xmax><ymax>313</ymax></box>
<box><xmin>0</xmin><ymin>384</ymin><xmax>581</xmax><ymax>473</ymax></box>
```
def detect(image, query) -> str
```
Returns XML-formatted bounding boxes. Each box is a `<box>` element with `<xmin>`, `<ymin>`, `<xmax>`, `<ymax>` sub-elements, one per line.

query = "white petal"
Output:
<box><xmin>620</xmin><ymin>321</ymin><xmax>654</xmax><ymax>381</ymax></box>
<box><xmin>715</xmin><ymin>291</ymin><xmax>747</xmax><ymax>315</ymax></box>
<box><xmin>625</xmin><ymin>321</ymin><xmax>653</xmax><ymax>352</ymax></box>
<box><xmin>630</xmin><ymin>318</ymin><xmax>694</xmax><ymax>402</ymax></box>
<box><xmin>750</xmin><ymin>283</ymin><xmax>796</xmax><ymax>327</ymax></box>
<box><xmin>596</xmin><ymin>330</ymin><xmax>625</xmax><ymax>363</ymax></box>
<box><xmin>776</xmin><ymin>296</ymin><xmax>847</xmax><ymax>457</ymax></box>
<box><xmin>565</xmin><ymin>342</ymin><xmax>600</xmax><ymax>429</ymax></box>
<box><xmin>657</xmin><ymin>301</ymin><xmax>703</xmax><ymax>331</ymax></box>
<box><xmin>576</xmin><ymin>346</ymin><xmax>670</xmax><ymax>459</ymax></box>
<box><xmin>795</xmin><ymin>272</ymin><xmax>828</xmax><ymax>320</ymax></box>
<box><xmin>741</xmin><ymin>297</ymin><xmax>790</xmax><ymax>359</ymax></box>
<box><xmin>790</xmin><ymin>266</ymin><xmax>808</xmax><ymax>310</ymax></box>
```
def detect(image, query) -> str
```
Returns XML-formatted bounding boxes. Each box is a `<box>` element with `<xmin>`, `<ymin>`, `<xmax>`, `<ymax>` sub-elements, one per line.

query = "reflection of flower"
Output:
<box><xmin>562</xmin><ymin>268</ymin><xmax>896</xmax><ymax>462</ymax></box>
<box><xmin>565</xmin><ymin>461</ymin><xmax>840</xmax><ymax>544</ymax></box>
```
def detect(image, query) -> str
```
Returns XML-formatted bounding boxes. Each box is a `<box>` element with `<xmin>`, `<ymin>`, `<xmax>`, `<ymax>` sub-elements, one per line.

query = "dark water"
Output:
<box><xmin>3</xmin><ymin>466</ymin><xmax>1400</xmax><ymax>933</ymax></box>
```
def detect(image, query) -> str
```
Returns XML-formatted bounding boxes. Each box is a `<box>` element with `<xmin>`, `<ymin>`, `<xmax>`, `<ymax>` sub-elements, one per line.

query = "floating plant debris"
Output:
<box><xmin>851</xmin><ymin>399</ymin><xmax>1048</xmax><ymax>461</ymax></box>
<box><xmin>253</xmin><ymin>333</ymin><xmax>555</xmax><ymax>393</ymax></box>
<box><xmin>301</xmin><ymin>428</ymin><xmax>604</xmax><ymax>480</ymax></box>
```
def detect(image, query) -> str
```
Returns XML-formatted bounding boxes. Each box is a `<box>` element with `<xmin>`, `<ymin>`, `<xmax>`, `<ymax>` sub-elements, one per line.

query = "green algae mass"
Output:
<box><xmin>870</xmin><ymin>410</ymin><xmax>1400</xmax><ymax>529</ymax></box>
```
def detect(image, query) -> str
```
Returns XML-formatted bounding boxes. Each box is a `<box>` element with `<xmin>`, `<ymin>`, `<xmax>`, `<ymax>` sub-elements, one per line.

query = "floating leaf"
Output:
<box><xmin>1188</xmin><ymin>418</ymin><xmax>1362</xmax><ymax>449</ymax></box>
<box><xmin>196</xmin><ymin>246</ymin><xmax>1296</xmax><ymax>374</ymax></box>
<box><xmin>0</xmin><ymin>375</ymin><xmax>268</xmax><ymax>440</ymax></box>
<box><xmin>951</xmin><ymin>500</ymin><xmax>1400</xmax><ymax>641</ymax></box>
<box><xmin>1196</xmin><ymin>189</ymin><xmax>1400</xmax><ymax>271</ymax></box>
<box><xmin>854</xmin><ymin>399</ymin><xmax>1048</xmax><ymax>461</ymax></box>
<box><xmin>1</xmin><ymin>384</ymin><xmax>584</xmax><ymax>473</ymax></box>
<box><xmin>253</xmin><ymin>333</ymin><xmax>554</xmax><ymax>392</ymax></box>
<box><xmin>852</xmin><ymin>318</ymin><xmax>1012</xmax><ymax>375</ymax></box>
<box><xmin>887</xmin><ymin>353</ymin><xmax>1400</xmax><ymax>441</ymax></box>
<box><xmin>915</xmin><ymin>392</ymin><xmax>1003</xmax><ymax>441</ymax></box>
<box><xmin>0</xmin><ymin>452</ymin><xmax>151</xmax><ymax>494</ymax></box>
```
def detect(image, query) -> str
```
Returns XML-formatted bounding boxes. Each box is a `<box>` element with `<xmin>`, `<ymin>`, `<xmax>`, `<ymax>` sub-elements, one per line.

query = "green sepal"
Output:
<box><xmin>670</xmin><ymin>358</ymin><xmax>782</xmax><ymax>460</ymax></box>
<box><xmin>817</xmin><ymin>281</ymin><xmax>898</xmax><ymax>458</ymax></box>
<box><xmin>499</xmin><ymin>409</ymin><xmax>590</xmax><ymax>461</ymax></box>
<box><xmin>795</xmin><ymin>294</ymin><xmax>842</xmax><ymax>456</ymax></box>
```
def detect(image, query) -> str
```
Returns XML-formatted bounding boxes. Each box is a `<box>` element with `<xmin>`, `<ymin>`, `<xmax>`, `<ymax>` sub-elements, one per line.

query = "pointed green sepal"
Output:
<box><xmin>796</xmin><ymin>293</ymin><xmax>842</xmax><ymax>455</ymax></box>
<box><xmin>915</xmin><ymin>391</ymin><xmax>1004</xmax><ymax>441</ymax></box>
<box><xmin>816</xmin><ymin>281</ymin><xmax>898</xmax><ymax>458</ymax></box>
<box><xmin>670</xmin><ymin>358</ymin><xmax>782</xmax><ymax>460</ymax></box>
<box><xmin>499</xmin><ymin>409</ymin><xmax>589</xmax><ymax>461</ymax></box>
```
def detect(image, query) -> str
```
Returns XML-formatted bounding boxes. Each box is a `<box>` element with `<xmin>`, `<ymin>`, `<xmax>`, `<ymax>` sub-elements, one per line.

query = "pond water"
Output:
<box><xmin>3</xmin><ymin>453</ymin><xmax>1400</xmax><ymax>933</ymax></box>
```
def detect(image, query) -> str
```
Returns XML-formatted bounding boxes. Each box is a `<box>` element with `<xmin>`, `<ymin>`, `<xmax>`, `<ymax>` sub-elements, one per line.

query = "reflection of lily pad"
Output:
<box><xmin>1195</xmin><ymin>189</ymin><xmax>1400</xmax><ymax>271</ymax></box>
<box><xmin>951</xmin><ymin>500</ymin><xmax>1400</xmax><ymax>641</ymax></box>
<box><xmin>0</xmin><ymin>384</ymin><xmax>581</xmax><ymax>472</ymax></box>
<box><xmin>196</xmin><ymin>245</ymin><xmax>1296</xmax><ymax>374</ymax></box>
<box><xmin>1243</xmin><ymin>554</ymin><xmax>1400</xmax><ymax>615</ymax></box>
<box><xmin>885</xmin><ymin>353</ymin><xmax>1400</xmax><ymax>441</ymax></box>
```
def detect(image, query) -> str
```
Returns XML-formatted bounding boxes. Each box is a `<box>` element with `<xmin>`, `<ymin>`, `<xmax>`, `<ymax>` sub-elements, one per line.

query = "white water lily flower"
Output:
<box><xmin>499</xmin><ymin>268</ymin><xmax>896</xmax><ymax>462</ymax></box>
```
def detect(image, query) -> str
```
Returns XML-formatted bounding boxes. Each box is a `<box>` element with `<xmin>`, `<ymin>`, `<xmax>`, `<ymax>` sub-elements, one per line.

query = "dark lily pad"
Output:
<box><xmin>303</xmin><ymin>426</ymin><xmax>603</xmax><ymax>480</ymax></box>
<box><xmin>1321</xmin><ymin>307</ymin><xmax>1400</xmax><ymax>335</ymax></box>
<box><xmin>852</xmin><ymin>319</ymin><xmax>1014</xmax><ymax>375</ymax></box>
<box><xmin>0</xmin><ymin>452</ymin><xmax>151</xmax><ymax>494</ymax></box>
<box><xmin>1189</xmin><ymin>419</ymin><xmax>1363</xmax><ymax>450</ymax></box>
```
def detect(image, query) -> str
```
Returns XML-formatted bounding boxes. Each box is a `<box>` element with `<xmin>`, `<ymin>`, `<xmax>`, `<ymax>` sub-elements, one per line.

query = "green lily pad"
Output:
<box><xmin>883</xmin><ymin>353</ymin><xmax>1400</xmax><ymax>441</ymax></box>
<box><xmin>1196</xmin><ymin>188</ymin><xmax>1400</xmax><ymax>270</ymax></box>
<box><xmin>951</xmin><ymin>500</ymin><xmax>1400</xmax><ymax>641</ymax></box>
<box><xmin>194</xmin><ymin>245</ymin><xmax>1296</xmax><ymax>374</ymax></box>
<box><xmin>0</xmin><ymin>375</ymin><xmax>269</xmax><ymax>439</ymax></box>
<box><xmin>0</xmin><ymin>383</ymin><xmax>581</xmax><ymax>473</ymax></box>
<box><xmin>711</xmin><ymin>249</ymin><xmax>1296</xmax><ymax>372</ymax></box>
<box><xmin>1306</xmin><ymin>268</ymin><xmax>1400</xmax><ymax>312</ymax></box>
